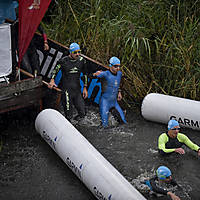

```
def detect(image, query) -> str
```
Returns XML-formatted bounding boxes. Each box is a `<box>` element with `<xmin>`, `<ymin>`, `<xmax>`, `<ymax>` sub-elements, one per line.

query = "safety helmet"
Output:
<box><xmin>69</xmin><ymin>42</ymin><xmax>80</xmax><ymax>53</ymax></box>
<box><xmin>168</xmin><ymin>119</ymin><xmax>179</xmax><ymax>130</ymax></box>
<box><xmin>156</xmin><ymin>166</ymin><xmax>172</xmax><ymax>180</ymax></box>
<box><xmin>109</xmin><ymin>56</ymin><xmax>120</xmax><ymax>67</ymax></box>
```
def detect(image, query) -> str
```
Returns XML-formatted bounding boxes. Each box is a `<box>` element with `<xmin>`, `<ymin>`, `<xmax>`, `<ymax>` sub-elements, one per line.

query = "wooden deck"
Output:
<box><xmin>0</xmin><ymin>76</ymin><xmax>47</xmax><ymax>114</ymax></box>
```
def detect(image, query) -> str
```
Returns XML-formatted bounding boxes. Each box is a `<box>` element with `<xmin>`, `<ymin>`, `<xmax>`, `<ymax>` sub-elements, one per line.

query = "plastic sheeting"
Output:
<box><xmin>0</xmin><ymin>23</ymin><xmax>12</xmax><ymax>78</ymax></box>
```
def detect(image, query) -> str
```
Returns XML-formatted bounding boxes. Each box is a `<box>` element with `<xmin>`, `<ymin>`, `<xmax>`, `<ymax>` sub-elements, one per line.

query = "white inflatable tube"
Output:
<box><xmin>35</xmin><ymin>109</ymin><xmax>146</xmax><ymax>200</ymax></box>
<box><xmin>141</xmin><ymin>93</ymin><xmax>200</xmax><ymax>130</ymax></box>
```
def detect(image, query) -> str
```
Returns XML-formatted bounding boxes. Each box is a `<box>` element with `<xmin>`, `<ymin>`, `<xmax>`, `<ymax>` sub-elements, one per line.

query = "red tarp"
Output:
<box><xmin>18</xmin><ymin>0</ymin><xmax>51</xmax><ymax>66</ymax></box>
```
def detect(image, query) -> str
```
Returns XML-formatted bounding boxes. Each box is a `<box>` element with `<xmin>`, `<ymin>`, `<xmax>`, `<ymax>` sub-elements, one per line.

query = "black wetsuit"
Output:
<box><xmin>52</xmin><ymin>56</ymin><xmax>88</xmax><ymax>120</ymax></box>
<box><xmin>21</xmin><ymin>24</ymin><xmax>46</xmax><ymax>75</ymax></box>
<box><xmin>158</xmin><ymin>132</ymin><xmax>200</xmax><ymax>155</ymax></box>
<box><xmin>145</xmin><ymin>176</ymin><xmax>178</xmax><ymax>196</ymax></box>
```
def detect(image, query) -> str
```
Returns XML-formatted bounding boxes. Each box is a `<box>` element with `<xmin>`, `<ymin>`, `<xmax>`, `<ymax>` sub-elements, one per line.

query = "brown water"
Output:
<box><xmin>0</xmin><ymin>106</ymin><xmax>200</xmax><ymax>200</ymax></box>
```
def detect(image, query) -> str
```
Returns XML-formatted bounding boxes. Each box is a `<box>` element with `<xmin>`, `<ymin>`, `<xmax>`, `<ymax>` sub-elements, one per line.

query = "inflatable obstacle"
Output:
<box><xmin>141</xmin><ymin>93</ymin><xmax>200</xmax><ymax>130</ymax></box>
<box><xmin>35</xmin><ymin>109</ymin><xmax>146</xmax><ymax>200</ymax></box>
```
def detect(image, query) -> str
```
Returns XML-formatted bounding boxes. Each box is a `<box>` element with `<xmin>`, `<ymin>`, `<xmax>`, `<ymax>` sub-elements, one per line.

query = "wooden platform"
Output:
<box><xmin>0</xmin><ymin>76</ymin><xmax>47</xmax><ymax>114</ymax></box>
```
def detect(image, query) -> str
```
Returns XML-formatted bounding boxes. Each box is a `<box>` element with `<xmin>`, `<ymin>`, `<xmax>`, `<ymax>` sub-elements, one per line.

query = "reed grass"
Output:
<box><xmin>44</xmin><ymin>0</ymin><xmax>200</xmax><ymax>106</ymax></box>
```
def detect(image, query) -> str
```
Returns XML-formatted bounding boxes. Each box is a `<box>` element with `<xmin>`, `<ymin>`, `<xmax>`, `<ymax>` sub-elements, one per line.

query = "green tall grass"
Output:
<box><xmin>44</xmin><ymin>0</ymin><xmax>200</xmax><ymax>106</ymax></box>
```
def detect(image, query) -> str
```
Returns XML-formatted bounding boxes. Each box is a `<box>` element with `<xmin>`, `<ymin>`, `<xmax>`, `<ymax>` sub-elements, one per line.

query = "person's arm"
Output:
<box><xmin>37</xmin><ymin>24</ymin><xmax>49</xmax><ymax>51</ymax></box>
<box><xmin>167</xmin><ymin>192</ymin><xmax>181</xmax><ymax>200</ymax></box>
<box><xmin>82</xmin><ymin>71</ymin><xmax>88</xmax><ymax>99</ymax></box>
<box><xmin>149</xmin><ymin>178</ymin><xmax>168</xmax><ymax>195</ymax></box>
<box><xmin>80</xmin><ymin>57</ymin><xmax>88</xmax><ymax>99</ymax></box>
<box><xmin>48</xmin><ymin>62</ymin><xmax>62</xmax><ymax>89</ymax></box>
<box><xmin>150</xmin><ymin>178</ymin><xmax>180</xmax><ymax>200</ymax></box>
<box><xmin>93</xmin><ymin>70</ymin><xmax>103</xmax><ymax>77</ymax></box>
<box><xmin>158</xmin><ymin>133</ymin><xmax>176</xmax><ymax>153</ymax></box>
<box><xmin>178</xmin><ymin>133</ymin><xmax>200</xmax><ymax>154</ymax></box>
<box><xmin>118</xmin><ymin>71</ymin><xmax>124</xmax><ymax>101</ymax></box>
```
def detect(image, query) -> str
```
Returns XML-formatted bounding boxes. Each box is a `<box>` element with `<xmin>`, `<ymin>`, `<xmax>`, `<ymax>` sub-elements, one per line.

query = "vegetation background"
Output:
<box><xmin>43</xmin><ymin>0</ymin><xmax>200</xmax><ymax>107</ymax></box>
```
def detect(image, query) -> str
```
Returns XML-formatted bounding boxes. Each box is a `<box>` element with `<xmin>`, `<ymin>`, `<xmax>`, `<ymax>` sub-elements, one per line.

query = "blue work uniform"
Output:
<box><xmin>96</xmin><ymin>70</ymin><xmax>127</xmax><ymax>127</ymax></box>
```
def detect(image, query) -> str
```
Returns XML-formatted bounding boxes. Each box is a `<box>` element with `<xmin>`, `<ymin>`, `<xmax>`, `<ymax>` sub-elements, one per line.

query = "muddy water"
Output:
<box><xmin>0</xmin><ymin>106</ymin><xmax>200</xmax><ymax>200</ymax></box>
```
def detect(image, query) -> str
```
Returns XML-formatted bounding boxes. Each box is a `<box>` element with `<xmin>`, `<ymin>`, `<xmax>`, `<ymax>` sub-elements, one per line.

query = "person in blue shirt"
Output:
<box><xmin>93</xmin><ymin>57</ymin><xmax>127</xmax><ymax>128</ymax></box>
<box><xmin>145</xmin><ymin>166</ymin><xmax>181</xmax><ymax>200</ymax></box>
<box><xmin>0</xmin><ymin>0</ymin><xmax>18</xmax><ymax>24</ymax></box>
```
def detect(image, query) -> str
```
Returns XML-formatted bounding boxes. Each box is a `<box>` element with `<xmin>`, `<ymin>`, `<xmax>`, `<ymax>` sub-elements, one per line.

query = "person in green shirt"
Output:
<box><xmin>158</xmin><ymin>119</ymin><xmax>200</xmax><ymax>156</ymax></box>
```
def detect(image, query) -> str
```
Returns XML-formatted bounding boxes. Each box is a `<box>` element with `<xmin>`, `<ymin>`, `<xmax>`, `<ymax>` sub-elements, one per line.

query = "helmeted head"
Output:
<box><xmin>156</xmin><ymin>166</ymin><xmax>172</xmax><ymax>180</ymax></box>
<box><xmin>109</xmin><ymin>56</ymin><xmax>120</xmax><ymax>67</ymax></box>
<box><xmin>69</xmin><ymin>42</ymin><xmax>80</xmax><ymax>54</ymax></box>
<box><xmin>168</xmin><ymin>119</ymin><xmax>179</xmax><ymax>130</ymax></box>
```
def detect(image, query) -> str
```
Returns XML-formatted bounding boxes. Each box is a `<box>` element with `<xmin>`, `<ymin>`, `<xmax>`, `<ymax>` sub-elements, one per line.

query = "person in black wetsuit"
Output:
<box><xmin>48</xmin><ymin>42</ymin><xmax>88</xmax><ymax>121</ymax></box>
<box><xmin>20</xmin><ymin>23</ymin><xmax>49</xmax><ymax>75</ymax></box>
<box><xmin>158</xmin><ymin>119</ymin><xmax>200</xmax><ymax>156</ymax></box>
<box><xmin>145</xmin><ymin>166</ymin><xmax>181</xmax><ymax>200</ymax></box>
<box><xmin>12</xmin><ymin>17</ymin><xmax>49</xmax><ymax>76</ymax></box>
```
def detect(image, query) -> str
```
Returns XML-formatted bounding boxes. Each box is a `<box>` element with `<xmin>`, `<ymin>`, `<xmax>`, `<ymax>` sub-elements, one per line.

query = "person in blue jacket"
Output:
<box><xmin>145</xmin><ymin>166</ymin><xmax>181</xmax><ymax>200</ymax></box>
<box><xmin>0</xmin><ymin>0</ymin><xmax>18</xmax><ymax>24</ymax></box>
<box><xmin>93</xmin><ymin>57</ymin><xmax>127</xmax><ymax>128</ymax></box>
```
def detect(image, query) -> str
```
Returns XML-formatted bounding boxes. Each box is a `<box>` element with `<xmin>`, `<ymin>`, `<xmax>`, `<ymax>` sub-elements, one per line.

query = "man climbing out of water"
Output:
<box><xmin>158</xmin><ymin>119</ymin><xmax>200</xmax><ymax>156</ymax></box>
<box><xmin>145</xmin><ymin>166</ymin><xmax>181</xmax><ymax>200</ymax></box>
<box><xmin>92</xmin><ymin>56</ymin><xmax>127</xmax><ymax>128</ymax></box>
<box><xmin>48</xmin><ymin>42</ymin><xmax>88</xmax><ymax>121</ymax></box>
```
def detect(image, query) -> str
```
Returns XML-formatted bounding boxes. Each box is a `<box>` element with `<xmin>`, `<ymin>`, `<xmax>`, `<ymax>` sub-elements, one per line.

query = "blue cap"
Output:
<box><xmin>109</xmin><ymin>56</ymin><xmax>120</xmax><ymax>67</ymax></box>
<box><xmin>168</xmin><ymin>119</ymin><xmax>179</xmax><ymax>130</ymax></box>
<box><xmin>69</xmin><ymin>43</ymin><xmax>80</xmax><ymax>53</ymax></box>
<box><xmin>156</xmin><ymin>166</ymin><xmax>171</xmax><ymax>180</ymax></box>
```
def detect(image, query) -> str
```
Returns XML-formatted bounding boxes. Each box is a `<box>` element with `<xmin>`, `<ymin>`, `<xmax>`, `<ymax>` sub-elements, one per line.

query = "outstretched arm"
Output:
<box><xmin>179</xmin><ymin>134</ymin><xmax>200</xmax><ymax>155</ymax></box>
<box><xmin>48</xmin><ymin>62</ymin><xmax>62</xmax><ymax>89</ymax></box>
<box><xmin>38</xmin><ymin>24</ymin><xmax>49</xmax><ymax>51</ymax></box>
<box><xmin>93</xmin><ymin>70</ymin><xmax>103</xmax><ymax>77</ymax></box>
<box><xmin>82</xmin><ymin>86</ymin><xmax>88</xmax><ymax>99</ymax></box>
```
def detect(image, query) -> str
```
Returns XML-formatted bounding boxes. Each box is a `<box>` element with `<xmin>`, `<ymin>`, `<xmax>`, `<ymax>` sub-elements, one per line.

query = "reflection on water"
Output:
<box><xmin>0</xmin><ymin>106</ymin><xmax>200</xmax><ymax>200</ymax></box>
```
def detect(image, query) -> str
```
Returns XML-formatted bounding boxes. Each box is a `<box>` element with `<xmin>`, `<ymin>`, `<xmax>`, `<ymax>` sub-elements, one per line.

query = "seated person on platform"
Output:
<box><xmin>158</xmin><ymin>119</ymin><xmax>200</xmax><ymax>156</ymax></box>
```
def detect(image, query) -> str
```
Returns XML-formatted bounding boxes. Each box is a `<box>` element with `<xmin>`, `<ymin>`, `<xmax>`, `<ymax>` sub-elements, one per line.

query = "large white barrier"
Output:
<box><xmin>35</xmin><ymin>109</ymin><xmax>146</xmax><ymax>200</ymax></box>
<box><xmin>0</xmin><ymin>23</ymin><xmax>12</xmax><ymax>80</ymax></box>
<box><xmin>141</xmin><ymin>93</ymin><xmax>200</xmax><ymax>130</ymax></box>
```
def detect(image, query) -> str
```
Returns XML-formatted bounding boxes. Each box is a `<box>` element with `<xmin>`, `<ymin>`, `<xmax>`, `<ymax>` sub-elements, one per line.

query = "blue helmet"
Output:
<box><xmin>156</xmin><ymin>166</ymin><xmax>171</xmax><ymax>180</ymax></box>
<box><xmin>109</xmin><ymin>56</ymin><xmax>120</xmax><ymax>67</ymax></box>
<box><xmin>69</xmin><ymin>42</ymin><xmax>80</xmax><ymax>53</ymax></box>
<box><xmin>168</xmin><ymin>119</ymin><xmax>179</xmax><ymax>130</ymax></box>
